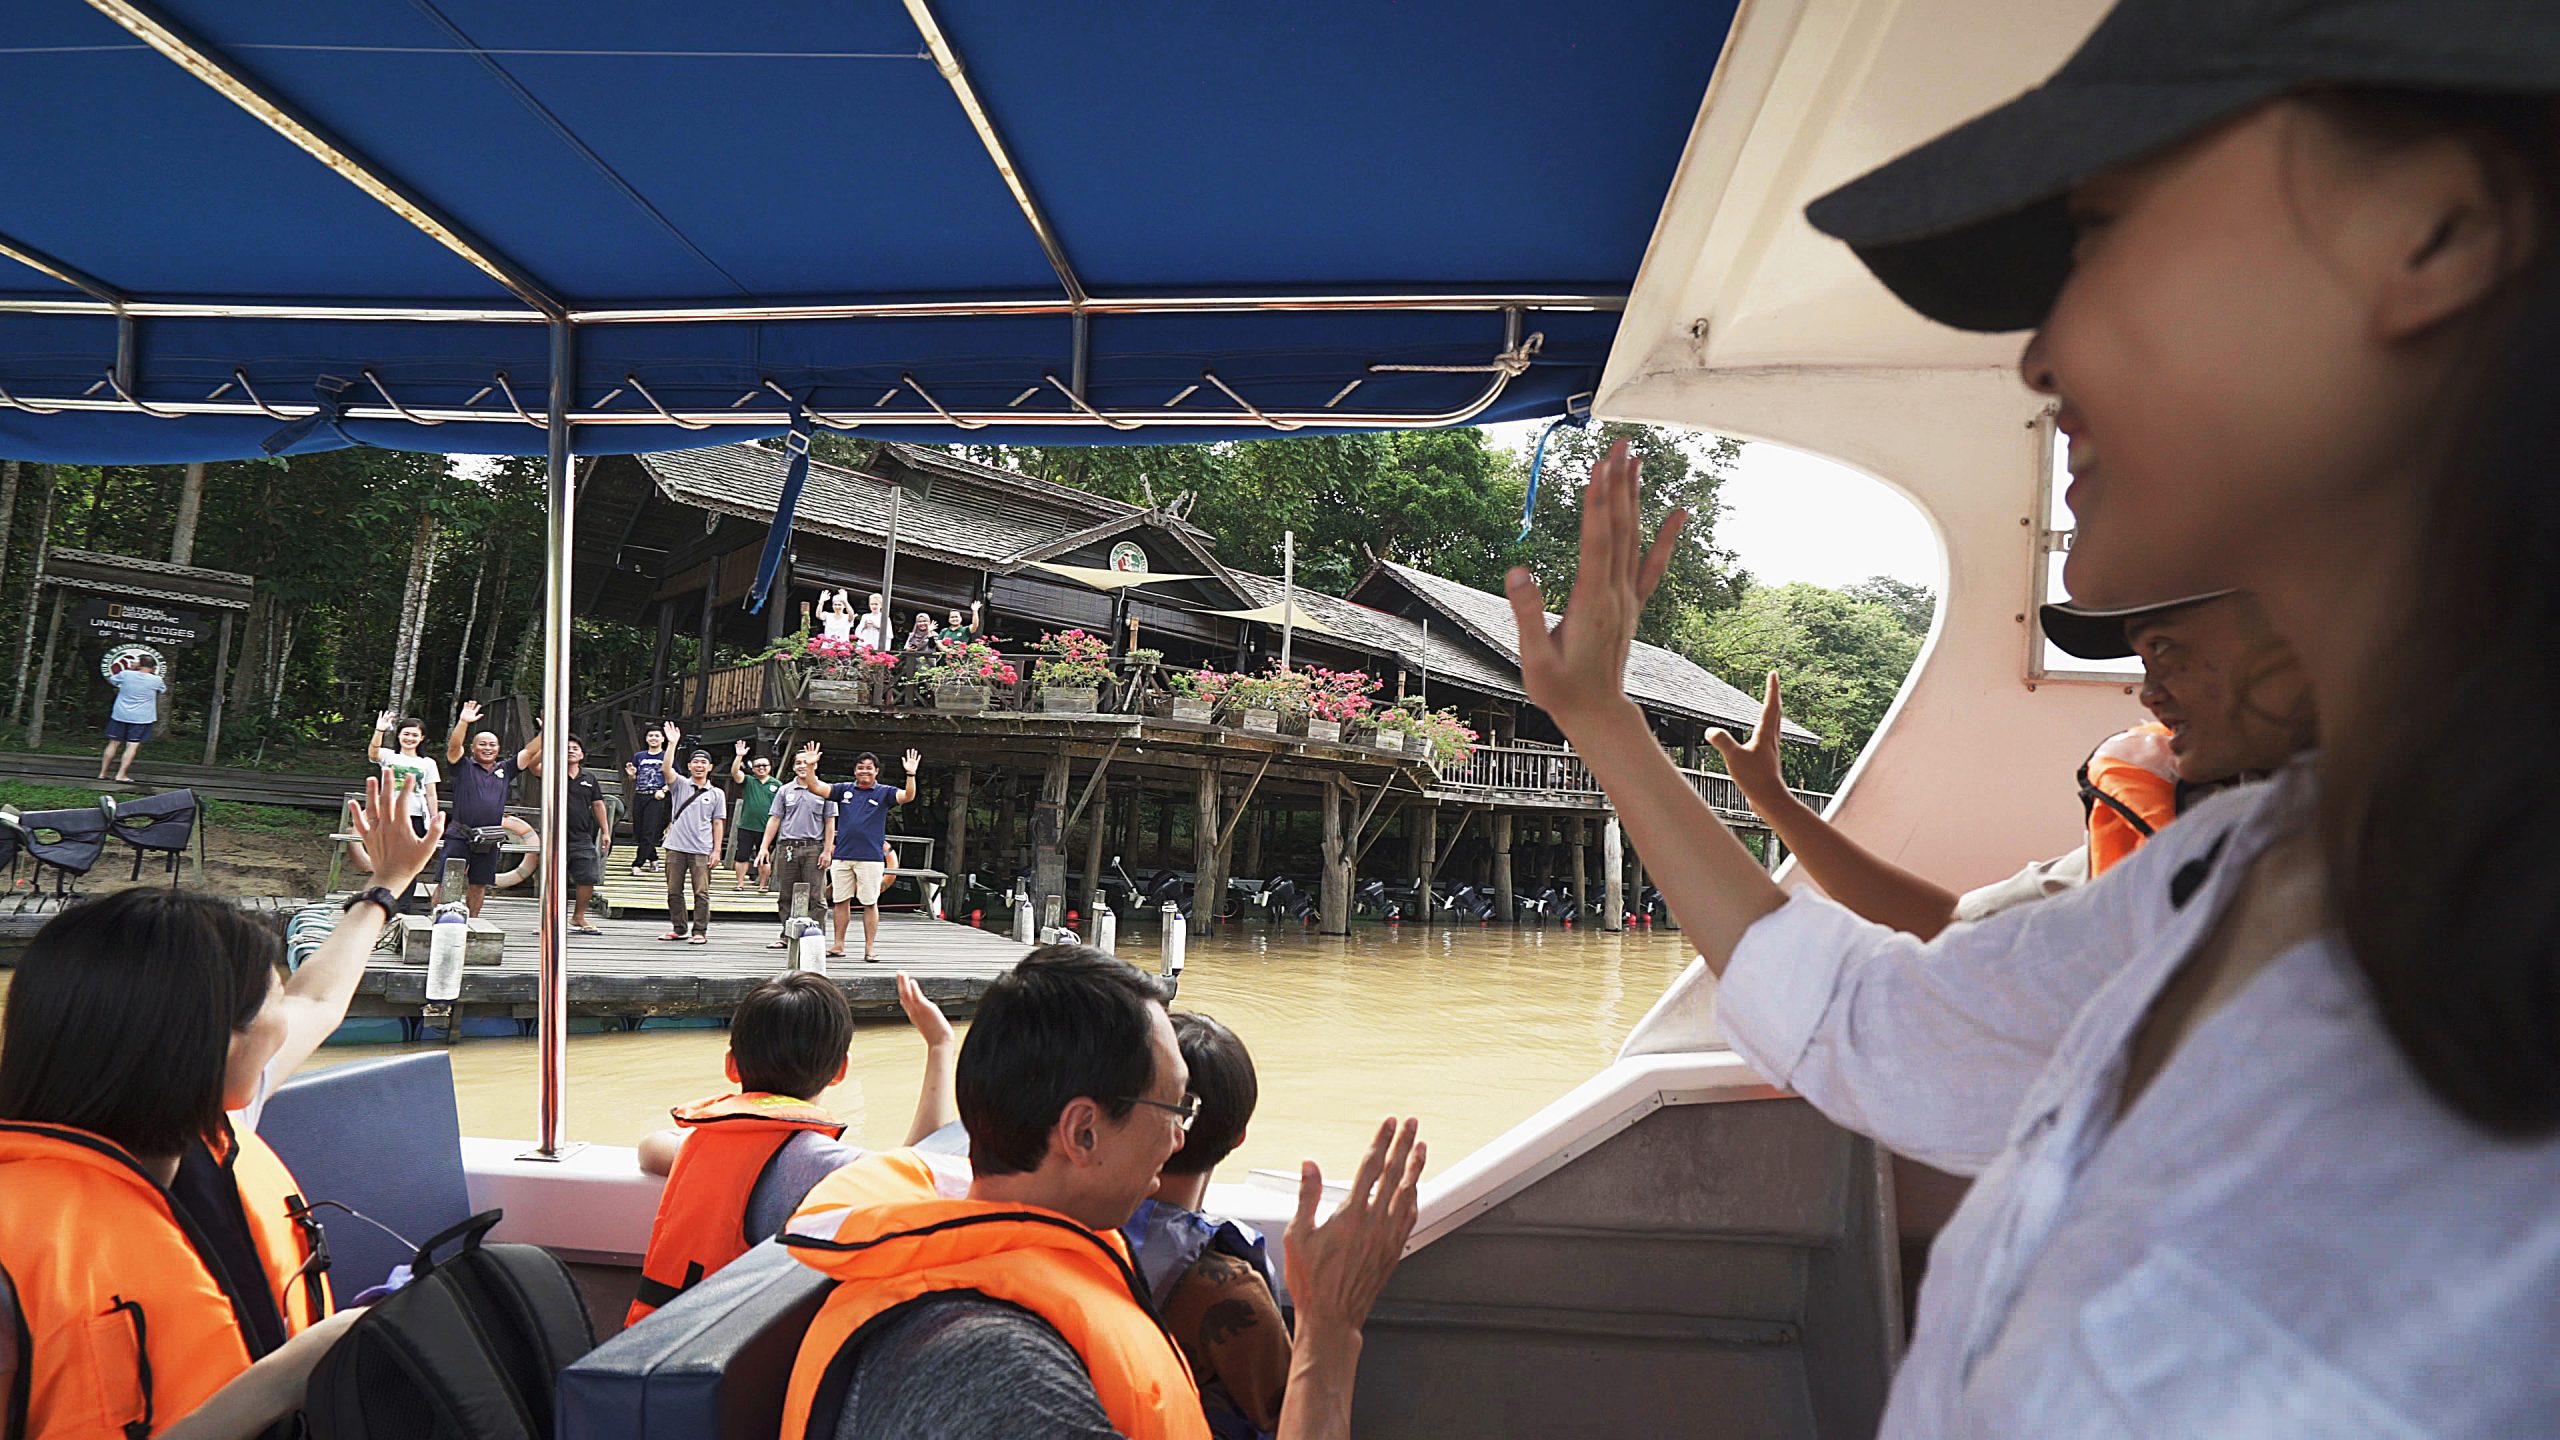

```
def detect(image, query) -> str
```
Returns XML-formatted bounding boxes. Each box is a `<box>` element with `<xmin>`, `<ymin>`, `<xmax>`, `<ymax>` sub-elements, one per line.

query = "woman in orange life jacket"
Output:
<box><xmin>627</xmin><ymin>969</ymin><xmax>958</xmax><ymax>1327</ymax></box>
<box><xmin>1700</xmin><ymin>590</ymin><xmax>2310</xmax><ymax>941</ymax></box>
<box><xmin>0</xmin><ymin>774</ymin><xmax>443</xmax><ymax>1440</ymax></box>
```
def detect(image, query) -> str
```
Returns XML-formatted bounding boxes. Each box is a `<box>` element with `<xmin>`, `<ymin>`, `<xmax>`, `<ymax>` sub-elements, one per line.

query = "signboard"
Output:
<box><xmin>100</xmin><ymin>643</ymin><xmax>167</xmax><ymax>682</ymax></box>
<box><xmin>74</xmin><ymin>598</ymin><xmax>212</xmax><ymax>647</ymax></box>
<box><xmin>1109</xmin><ymin>541</ymin><xmax>1149</xmax><ymax>574</ymax></box>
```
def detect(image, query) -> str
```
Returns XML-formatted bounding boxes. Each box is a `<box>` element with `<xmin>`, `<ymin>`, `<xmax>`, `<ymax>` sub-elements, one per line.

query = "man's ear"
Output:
<box><xmin>724</xmin><ymin>1051</ymin><xmax>742</xmax><ymax>1086</ymax></box>
<box><xmin>1057</xmin><ymin>1096</ymin><xmax>1104</xmax><ymax>1167</ymax></box>
<box><xmin>831</xmin><ymin>1054</ymin><xmax>851</xmax><ymax>1087</ymax></box>
<box><xmin>2367</xmin><ymin>134</ymin><xmax>2540</xmax><ymax>342</ymax></box>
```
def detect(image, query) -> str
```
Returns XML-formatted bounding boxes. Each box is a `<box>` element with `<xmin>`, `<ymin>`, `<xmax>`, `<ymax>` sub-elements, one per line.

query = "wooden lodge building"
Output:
<box><xmin>569</xmin><ymin>440</ymin><xmax>1821</xmax><ymax>935</ymax></box>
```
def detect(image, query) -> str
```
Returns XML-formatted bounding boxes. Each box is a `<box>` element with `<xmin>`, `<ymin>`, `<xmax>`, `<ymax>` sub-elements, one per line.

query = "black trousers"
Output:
<box><xmin>631</xmin><ymin>791</ymin><xmax>670</xmax><ymax>866</ymax></box>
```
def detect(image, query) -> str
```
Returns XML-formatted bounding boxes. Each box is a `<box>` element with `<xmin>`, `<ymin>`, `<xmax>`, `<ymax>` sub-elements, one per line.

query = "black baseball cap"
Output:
<box><xmin>2040</xmin><ymin>590</ymin><xmax>2235</xmax><ymax>660</ymax></box>
<box><xmin>1806</xmin><ymin>0</ymin><xmax>2560</xmax><ymax>333</ymax></box>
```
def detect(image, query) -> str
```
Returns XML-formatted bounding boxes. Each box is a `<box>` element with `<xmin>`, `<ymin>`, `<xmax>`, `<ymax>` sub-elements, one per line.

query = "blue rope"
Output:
<box><xmin>1519</xmin><ymin>401</ymin><xmax>1591</xmax><ymax>542</ymax></box>
<box><xmin>748</xmin><ymin>397</ymin><xmax>811</xmax><ymax>614</ymax></box>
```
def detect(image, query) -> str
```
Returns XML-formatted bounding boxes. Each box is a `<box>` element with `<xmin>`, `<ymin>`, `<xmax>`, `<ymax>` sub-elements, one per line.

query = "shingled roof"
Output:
<box><xmin>641</xmin><ymin>443</ymin><xmax>1198</xmax><ymax>573</ymax></box>
<box><xmin>1354</xmin><ymin>561</ymin><xmax>1816</xmax><ymax>741</ymax></box>
<box><xmin>1227</xmin><ymin>572</ymin><xmax>1523</xmax><ymax>701</ymax></box>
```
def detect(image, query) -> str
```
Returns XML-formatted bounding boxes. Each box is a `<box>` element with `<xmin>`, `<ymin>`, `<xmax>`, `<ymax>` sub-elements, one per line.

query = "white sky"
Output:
<box><xmin>1479</xmin><ymin>421</ymin><xmax>1940</xmax><ymax>592</ymax></box>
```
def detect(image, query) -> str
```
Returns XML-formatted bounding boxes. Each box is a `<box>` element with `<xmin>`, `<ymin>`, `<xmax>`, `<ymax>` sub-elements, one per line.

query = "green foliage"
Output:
<box><xmin>1842</xmin><ymin>574</ymin><xmax>1938</xmax><ymax>639</ymax></box>
<box><xmin>1679</xmin><ymin>582</ymin><xmax>1927</xmax><ymax>792</ymax></box>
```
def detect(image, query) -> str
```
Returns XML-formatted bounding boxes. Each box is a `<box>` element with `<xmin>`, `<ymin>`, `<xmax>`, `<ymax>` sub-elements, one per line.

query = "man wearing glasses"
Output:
<box><xmin>778</xmin><ymin>944</ymin><xmax>1426</xmax><ymax>1440</ymax></box>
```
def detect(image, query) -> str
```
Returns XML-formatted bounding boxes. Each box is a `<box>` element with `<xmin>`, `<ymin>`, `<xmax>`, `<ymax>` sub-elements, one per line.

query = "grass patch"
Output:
<box><xmin>0</xmin><ymin>781</ymin><xmax>334</xmax><ymax>840</ymax></box>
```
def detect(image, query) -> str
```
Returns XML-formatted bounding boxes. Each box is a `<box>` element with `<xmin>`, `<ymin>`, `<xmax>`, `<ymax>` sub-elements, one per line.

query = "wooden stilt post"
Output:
<box><xmin>1491</xmin><ymin>811</ymin><xmax>1515</xmax><ymax>923</ymax></box>
<box><xmin>1081</xmin><ymin>772</ymin><xmax>1109</xmax><ymax>930</ymax></box>
<box><xmin>1601</xmin><ymin>813</ymin><xmax>1625</xmax><ymax>932</ymax></box>
<box><xmin>995</xmin><ymin>777</ymin><xmax>1020</xmax><ymax>879</ymax></box>
<box><xmin>1319</xmin><ymin>777</ymin><xmax>1351</xmax><ymax>936</ymax></box>
<box><xmin>1240</xmin><ymin>808</ymin><xmax>1263</xmax><ymax>880</ymax></box>
<box><xmin>1190</xmin><ymin>765</ymin><xmax>1223</xmax><ymax>937</ymax></box>
<box><xmin>1033</xmin><ymin>751</ymin><xmax>1070</xmax><ymax>928</ymax></box>
<box><xmin>1570</xmin><ymin>817</ymin><xmax>1589</xmax><ymax>917</ymax></box>
<box><xmin>944</xmin><ymin>761</ymin><xmax>972</xmax><ymax>920</ymax></box>
<box><xmin>1629</xmin><ymin>850</ymin><xmax>1649</xmax><ymax>927</ymax></box>
<box><xmin>1413</xmin><ymin>799</ymin><xmax>1433</xmax><ymax>912</ymax></box>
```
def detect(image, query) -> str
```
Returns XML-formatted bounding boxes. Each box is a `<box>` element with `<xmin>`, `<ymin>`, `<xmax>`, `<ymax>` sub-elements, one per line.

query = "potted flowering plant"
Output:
<box><xmin>915</xmin><ymin>636</ymin><xmax>1018</xmax><ymax>712</ymax></box>
<box><xmin>1220</xmin><ymin>666</ymin><xmax>1311</xmax><ymax>734</ymax></box>
<box><xmin>1376</xmin><ymin>699</ymin><xmax>1477</xmax><ymax>767</ymax></box>
<box><xmin>1301</xmin><ymin>666</ymin><xmax>1380</xmax><ymax>744</ymax></box>
<box><xmin>1031</xmin><ymin>629</ymin><xmax>1113</xmax><ymax>713</ymax></box>
<box><xmin>1167</xmin><ymin>666</ymin><xmax>1225</xmax><ymax>723</ymax></box>
<box><xmin>800</xmin><ymin>632</ymin><xmax>898</xmax><ymax>708</ymax></box>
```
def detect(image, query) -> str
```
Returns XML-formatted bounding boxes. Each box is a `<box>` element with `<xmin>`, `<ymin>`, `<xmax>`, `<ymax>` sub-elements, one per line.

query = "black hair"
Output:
<box><xmin>1160</xmin><ymin>1011</ymin><xmax>1255</xmax><ymax>1177</ymax></box>
<box><xmin>852</xmin><ymin>751</ymin><xmax>880</xmax><ymax>769</ymax></box>
<box><xmin>729</xmin><ymin>971</ymin><xmax>853</xmax><ymax>1100</ymax></box>
<box><xmin>959</xmin><ymin>944</ymin><xmax>1170</xmax><ymax>1176</ymax></box>
<box><xmin>137</xmin><ymin>656</ymin><xmax>158</xmax><ymax>669</ymax></box>
<box><xmin>392</xmin><ymin>715</ymin><xmax>429</xmax><ymax>753</ymax></box>
<box><xmin>0</xmin><ymin>890</ymin><xmax>280</xmax><ymax>1157</ymax></box>
<box><xmin>2309</xmin><ymin>90</ymin><xmax>2560</xmax><ymax>1137</ymax></box>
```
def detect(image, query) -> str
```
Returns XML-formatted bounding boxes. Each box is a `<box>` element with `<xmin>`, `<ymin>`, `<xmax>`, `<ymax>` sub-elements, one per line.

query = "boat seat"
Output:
<box><xmin>104</xmin><ymin>786</ymin><xmax>203</xmax><ymax>885</ymax></box>
<box><xmin>557</xmin><ymin>1238</ymin><xmax>830</xmax><ymax>1440</ymax></box>
<box><xmin>258</xmin><ymin>1051</ymin><xmax>475</xmax><ymax>1298</ymax></box>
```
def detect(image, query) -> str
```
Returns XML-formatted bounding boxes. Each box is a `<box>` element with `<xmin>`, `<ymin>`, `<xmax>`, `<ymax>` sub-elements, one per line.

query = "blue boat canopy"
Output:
<box><xmin>0</xmin><ymin>1</ymin><xmax>1735</xmax><ymax>463</ymax></box>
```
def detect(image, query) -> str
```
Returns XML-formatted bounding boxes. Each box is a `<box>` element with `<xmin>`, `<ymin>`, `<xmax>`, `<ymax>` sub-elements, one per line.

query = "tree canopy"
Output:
<box><xmin>1677</xmin><ymin>581</ymin><xmax>1925</xmax><ymax>792</ymax></box>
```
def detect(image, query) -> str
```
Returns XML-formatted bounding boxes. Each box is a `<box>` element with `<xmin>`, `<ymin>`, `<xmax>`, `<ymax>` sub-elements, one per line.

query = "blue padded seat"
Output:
<box><xmin>258</xmin><ymin>1051</ymin><xmax>475</xmax><ymax>1298</ymax></box>
<box><xmin>558</xmin><ymin>1239</ymin><xmax>831</xmax><ymax>1440</ymax></box>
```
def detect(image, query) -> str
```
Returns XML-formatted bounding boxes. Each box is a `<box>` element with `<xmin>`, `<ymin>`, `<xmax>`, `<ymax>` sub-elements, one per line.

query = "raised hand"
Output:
<box><xmin>800</xmin><ymin>740</ymin><xmax>822</xmax><ymax>760</ymax></box>
<box><xmin>350</xmin><ymin>772</ymin><xmax>444</xmax><ymax>891</ymax></box>
<box><xmin>663</xmin><ymin>719</ymin><xmax>682</xmax><ymax>747</ymax></box>
<box><xmin>376</xmin><ymin>709</ymin><xmax>397</xmax><ymax>732</ymax></box>
<box><xmin>896</xmin><ymin>972</ymin><xmax>956</xmax><ymax>1049</ymax></box>
<box><xmin>1284</xmin><ymin>1117</ymin><xmax>1426</xmax><ymax>1339</ymax></box>
<box><xmin>1706</xmin><ymin>671</ymin><xmax>1791</xmax><ymax>809</ymax></box>
<box><xmin>1504</xmin><ymin>438</ymin><xmax>1686</xmax><ymax>731</ymax></box>
<box><xmin>458</xmin><ymin>699</ymin><xmax>483</xmax><ymax>725</ymax></box>
<box><xmin>734</xmin><ymin>739</ymin><xmax>749</xmax><ymax>757</ymax></box>
<box><xmin>902</xmin><ymin>748</ymin><xmax>922</xmax><ymax>773</ymax></box>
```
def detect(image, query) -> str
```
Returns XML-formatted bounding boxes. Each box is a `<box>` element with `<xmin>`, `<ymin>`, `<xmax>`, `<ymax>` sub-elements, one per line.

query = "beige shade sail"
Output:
<box><xmin>1025</xmin><ymin>560</ymin><xmax>1211</xmax><ymax>592</ymax></box>
<box><xmin>1204</xmin><ymin>599</ymin><xmax>1346</xmax><ymax>637</ymax></box>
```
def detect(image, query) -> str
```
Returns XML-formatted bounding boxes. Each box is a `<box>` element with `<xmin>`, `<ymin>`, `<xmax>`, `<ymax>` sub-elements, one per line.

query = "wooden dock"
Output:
<box><xmin>340</xmin><ymin>892</ymin><xmax>1029</xmax><ymax>1023</ymax></box>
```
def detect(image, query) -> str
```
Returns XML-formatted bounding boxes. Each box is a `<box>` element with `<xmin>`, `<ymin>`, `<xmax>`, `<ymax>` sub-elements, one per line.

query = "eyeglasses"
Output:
<box><xmin>1120</xmin><ymin>1094</ymin><xmax>1201</xmax><ymax>1131</ymax></box>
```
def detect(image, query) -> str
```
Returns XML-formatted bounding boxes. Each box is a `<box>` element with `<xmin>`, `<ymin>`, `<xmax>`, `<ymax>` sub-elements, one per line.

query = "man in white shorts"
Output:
<box><xmin>797</xmin><ymin>744</ymin><xmax>919</xmax><ymax>962</ymax></box>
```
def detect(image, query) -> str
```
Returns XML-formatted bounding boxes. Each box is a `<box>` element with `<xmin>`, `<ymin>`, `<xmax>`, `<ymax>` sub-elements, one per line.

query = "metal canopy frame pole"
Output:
<box><xmin>530</xmin><ymin>319</ymin><xmax>578</xmax><ymax>1159</ymax></box>
<box><xmin>86</xmin><ymin>0</ymin><xmax>562</xmax><ymax>317</ymax></box>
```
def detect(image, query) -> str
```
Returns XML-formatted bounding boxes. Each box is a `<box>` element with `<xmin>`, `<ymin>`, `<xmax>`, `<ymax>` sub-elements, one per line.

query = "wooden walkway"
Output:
<box><xmin>342</xmin><ymin>893</ymin><xmax>1027</xmax><ymax>1023</ymax></box>
<box><xmin>0</xmin><ymin>751</ymin><xmax>353</xmax><ymax>811</ymax></box>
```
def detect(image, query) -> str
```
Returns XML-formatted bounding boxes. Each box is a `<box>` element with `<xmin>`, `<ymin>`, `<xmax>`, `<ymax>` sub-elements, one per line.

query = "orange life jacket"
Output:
<box><xmin>2080</xmin><ymin>722</ymin><xmax>2181</xmax><ymax>876</ymax></box>
<box><xmin>626</xmin><ymin>1092</ymin><xmax>844</xmax><ymax>1328</ymax></box>
<box><xmin>0</xmin><ymin>1119</ymin><xmax>330</xmax><ymax>1440</ymax></box>
<box><xmin>778</xmin><ymin>1150</ymin><xmax>1207</xmax><ymax>1440</ymax></box>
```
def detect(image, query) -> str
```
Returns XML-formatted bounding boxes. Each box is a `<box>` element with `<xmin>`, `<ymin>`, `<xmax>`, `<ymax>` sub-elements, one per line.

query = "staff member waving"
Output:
<box><xmin>0</xmin><ymin>775</ymin><xmax>442</xmax><ymax>1440</ymax></box>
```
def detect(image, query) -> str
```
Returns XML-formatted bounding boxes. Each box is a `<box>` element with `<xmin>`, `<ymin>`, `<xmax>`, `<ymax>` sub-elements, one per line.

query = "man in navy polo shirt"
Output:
<box><xmin>443</xmin><ymin>700</ymin><xmax>540</xmax><ymax>917</ymax></box>
<box><xmin>794</xmin><ymin>742</ymin><xmax>919</xmax><ymax>962</ymax></box>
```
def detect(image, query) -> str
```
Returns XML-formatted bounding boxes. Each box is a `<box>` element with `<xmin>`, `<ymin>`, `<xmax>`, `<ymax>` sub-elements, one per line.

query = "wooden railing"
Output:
<box><xmin>674</xmin><ymin>662</ymin><xmax>772</xmax><ymax>721</ymax></box>
<box><xmin>1429</xmin><ymin>740</ymin><xmax>1831</xmax><ymax>815</ymax></box>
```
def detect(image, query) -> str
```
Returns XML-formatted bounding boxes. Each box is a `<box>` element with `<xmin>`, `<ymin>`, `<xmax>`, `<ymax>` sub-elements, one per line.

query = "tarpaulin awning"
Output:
<box><xmin>0</xmin><ymin>0</ymin><xmax>1738</xmax><ymax>463</ymax></box>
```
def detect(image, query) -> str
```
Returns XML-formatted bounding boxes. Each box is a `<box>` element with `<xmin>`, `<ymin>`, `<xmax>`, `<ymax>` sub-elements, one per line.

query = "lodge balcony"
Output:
<box><xmin>575</xmin><ymin>657</ymin><xmax>1831</xmax><ymax>828</ymax></box>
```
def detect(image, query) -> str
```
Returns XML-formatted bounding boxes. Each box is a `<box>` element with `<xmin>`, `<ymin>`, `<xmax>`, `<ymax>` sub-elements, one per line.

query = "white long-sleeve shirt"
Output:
<box><xmin>1713</xmin><ymin>764</ymin><xmax>2560</xmax><ymax>1437</ymax></box>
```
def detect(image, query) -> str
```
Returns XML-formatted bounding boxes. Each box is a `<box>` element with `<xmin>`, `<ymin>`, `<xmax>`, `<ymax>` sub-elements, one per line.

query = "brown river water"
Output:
<box><xmin>1</xmin><ymin>922</ymin><xmax>1697</xmax><ymax>1181</ymax></box>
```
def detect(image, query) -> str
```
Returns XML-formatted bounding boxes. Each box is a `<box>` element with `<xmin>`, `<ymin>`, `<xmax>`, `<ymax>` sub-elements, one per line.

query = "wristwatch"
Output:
<box><xmin>341</xmin><ymin>886</ymin><xmax>400</xmax><ymax>922</ymax></box>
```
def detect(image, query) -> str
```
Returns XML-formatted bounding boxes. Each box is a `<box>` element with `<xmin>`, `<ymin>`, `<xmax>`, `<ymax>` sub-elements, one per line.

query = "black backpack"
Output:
<box><xmin>305</xmin><ymin>1211</ymin><xmax>596</xmax><ymax>1440</ymax></box>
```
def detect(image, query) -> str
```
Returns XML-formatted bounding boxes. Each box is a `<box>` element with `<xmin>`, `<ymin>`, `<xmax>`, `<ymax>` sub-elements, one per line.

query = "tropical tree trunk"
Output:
<box><xmin>0</xmin><ymin>460</ymin><xmax>21</xmax><ymax>605</ymax></box>
<box><xmin>507</xmin><ymin>603</ymin><xmax>542</xmax><ymax>701</ymax></box>
<box><xmin>471</xmin><ymin>546</ymin><xmax>512</xmax><ymax>699</ymax></box>
<box><xmin>255</xmin><ymin>606</ymin><xmax>300</xmax><ymax>760</ymax></box>
<box><xmin>449</xmin><ymin>540</ymin><xmax>488</xmax><ymax>714</ymax></box>
<box><xmin>384</xmin><ymin>511</ymin><xmax>436</xmax><ymax>718</ymax></box>
<box><xmin>8</xmin><ymin>465</ymin><xmax>56</xmax><ymax>724</ymax></box>
<box><xmin>170</xmin><ymin>462</ymin><xmax>204</xmax><ymax>565</ymax></box>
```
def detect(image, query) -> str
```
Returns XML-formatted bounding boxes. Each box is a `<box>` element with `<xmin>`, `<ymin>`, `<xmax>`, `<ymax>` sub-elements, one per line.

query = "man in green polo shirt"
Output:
<box><xmin>730</xmin><ymin>740</ymin><xmax>784</xmax><ymax>889</ymax></box>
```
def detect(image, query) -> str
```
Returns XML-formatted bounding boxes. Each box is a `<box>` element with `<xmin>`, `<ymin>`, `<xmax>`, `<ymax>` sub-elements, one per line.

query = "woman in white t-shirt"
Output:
<box><xmin>353</xmin><ymin>711</ymin><xmax>440</xmax><ymax>877</ymax></box>
<box><xmin>817</xmin><ymin>588</ymin><xmax>856</xmax><ymax>644</ymax></box>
